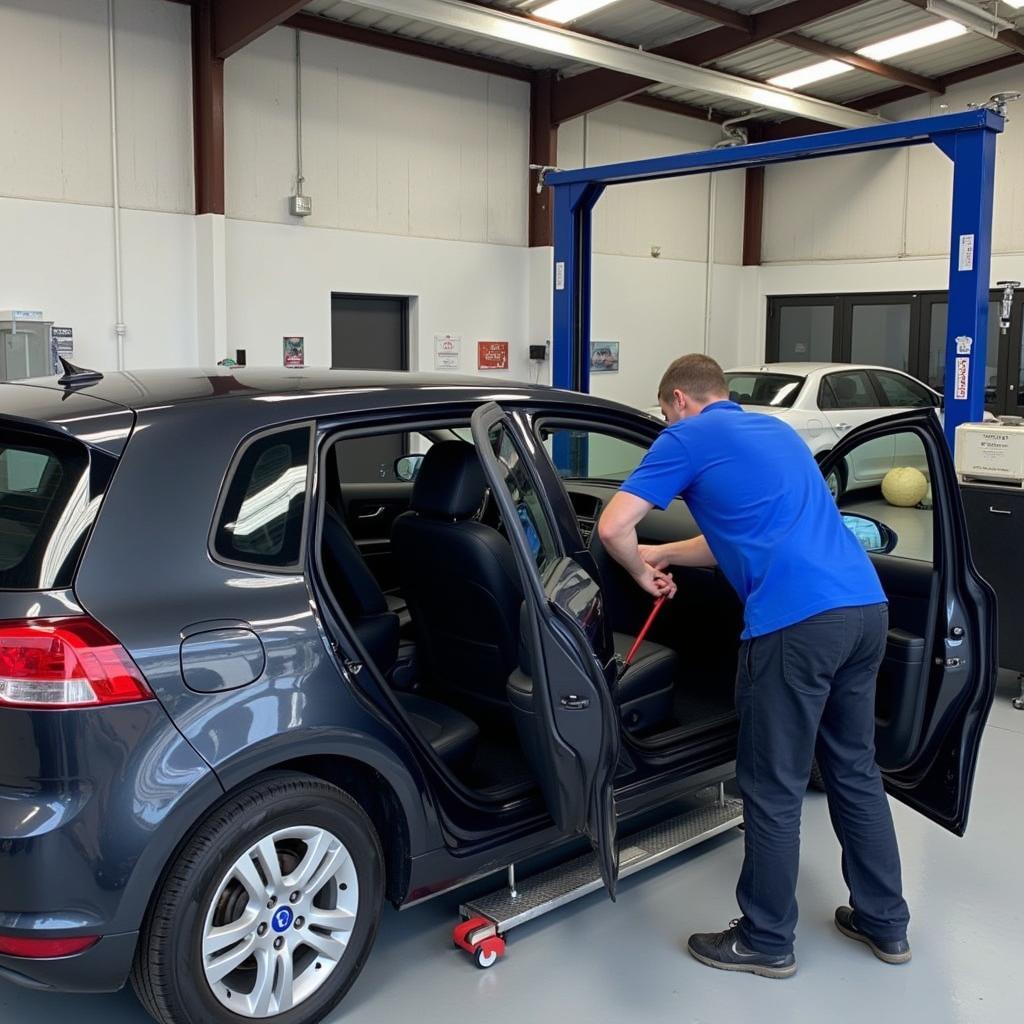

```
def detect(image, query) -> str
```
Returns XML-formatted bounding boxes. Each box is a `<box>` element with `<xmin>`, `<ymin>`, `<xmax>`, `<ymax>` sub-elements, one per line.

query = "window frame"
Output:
<box><xmin>869</xmin><ymin>369</ymin><xmax>939</xmax><ymax>410</ymax></box>
<box><xmin>819</xmin><ymin>369</ymin><xmax>883</xmax><ymax>412</ymax></box>
<box><xmin>209</xmin><ymin>420</ymin><xmax>316</xmax><ymax>574</ymax></box>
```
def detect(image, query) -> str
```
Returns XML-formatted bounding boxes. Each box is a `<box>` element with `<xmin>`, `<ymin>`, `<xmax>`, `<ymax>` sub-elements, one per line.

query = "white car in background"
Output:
<box><xmin>650</xmin><ymin>363</ymin><xmax>942</xmax><ymax>497</ymax></box>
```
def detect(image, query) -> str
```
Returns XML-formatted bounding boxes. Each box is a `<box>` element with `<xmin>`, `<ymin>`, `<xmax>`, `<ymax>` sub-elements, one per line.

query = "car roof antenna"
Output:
<box><xmin>57</xmin><ymin>358</ymin><xmax>105</xmax><ymax>388</ymax></box>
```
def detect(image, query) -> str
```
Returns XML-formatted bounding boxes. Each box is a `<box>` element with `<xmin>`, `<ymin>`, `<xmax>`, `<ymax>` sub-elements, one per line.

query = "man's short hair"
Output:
<box><xmin>658</xmin><ymin>354</ymin><xmax>729</xmax><ymax>403</ymax></box>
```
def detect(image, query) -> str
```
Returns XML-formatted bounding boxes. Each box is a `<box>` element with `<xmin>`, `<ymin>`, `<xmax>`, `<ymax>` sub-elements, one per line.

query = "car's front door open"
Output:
<box><xmin>820</xmin><ymin>410</ymin><xmax>997</xmax><ymax>835</ymax></box>
<box><xmin>471</xmin><ymin>402</ymin><xmax>621</xmax><ymax>896</ymax></box>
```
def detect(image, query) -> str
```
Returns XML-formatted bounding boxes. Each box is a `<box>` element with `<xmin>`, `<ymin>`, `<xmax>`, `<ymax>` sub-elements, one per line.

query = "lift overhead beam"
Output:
<box><xmin>545</xmin><ymin>109</ymin><xmax>1004</xmax><ymax>450</ymax></box>
<box><xmin>351</xmin><ymin>0</ymin><xmax>885</xmax><ymax>129</ymax></box>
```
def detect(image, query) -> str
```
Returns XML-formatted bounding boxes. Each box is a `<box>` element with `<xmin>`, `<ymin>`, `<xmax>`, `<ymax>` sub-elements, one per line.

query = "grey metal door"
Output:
<box><xmin>331</xmin><ymin>294</ymin><xmax>409</xmax><ymax>482</ymax></box>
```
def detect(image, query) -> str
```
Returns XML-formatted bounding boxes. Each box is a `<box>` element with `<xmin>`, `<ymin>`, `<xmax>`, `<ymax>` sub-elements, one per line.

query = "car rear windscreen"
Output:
<box><xmin>0</xmin><ymin>427</ymin><xmax>115</xmax><ymax>590</ymax></box>
<box><xmin>724</xmin><ymin>372</ymin><xmax>804</xmax><ymax>408</ymax></box>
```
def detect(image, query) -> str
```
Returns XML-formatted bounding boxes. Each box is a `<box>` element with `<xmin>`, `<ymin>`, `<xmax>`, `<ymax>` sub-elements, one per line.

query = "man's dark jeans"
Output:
<box><xmin>734</xmin><ymin>603</ymin><xmax>910</xmax><ymax>955</ymax></box>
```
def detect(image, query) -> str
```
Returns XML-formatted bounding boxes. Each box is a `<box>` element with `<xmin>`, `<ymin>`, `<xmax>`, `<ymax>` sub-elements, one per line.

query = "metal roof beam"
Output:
<box><xmin>647</xmin><ymin>0</ymin><xmax>753</xmax><ymax>32</ymax></box>
<box><xmin>213</xmin><ymin>0</ymin><xmax>308</xmax><ymax>59</ymax></box>
<box><xmin>350</xmin><ymin>0</ymin><xmax>882</xmax><ymax>127</ymax></box>
<box><xmin>553</xmin><ymin>0</ymin><xmax>871</xmax><ymax>120</ymax></box>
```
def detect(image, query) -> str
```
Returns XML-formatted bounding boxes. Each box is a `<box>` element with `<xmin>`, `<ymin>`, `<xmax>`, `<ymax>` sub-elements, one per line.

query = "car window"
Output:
<box><xmin>820</xmin><ymin>370</ymin><xmax>878</xmax><ymax>411</ymax></box>
<box><xmin>872</xmin><ymin>371</ymin><xmax>936</xmax><ymax>409</ymax></box>
<box><xmin>0</xmin><ymin>429</ymin><xmax>113</xmax><ymax>590</ymax></box>
<box><xmin>835</xmin><ymin>430</ymin><xmax>933</xmax><ymax>563</ymax></box>
<box><xmin>488</xmin><ymin>423</ymin><xmax>559</xmax><ymax>571</ymax></box>
<box><xmin>213</xmin><ymin>425</ymin><xmax>312</xmax><ymax>570</ymax></box>
<box><xmin>724</xmin><ymin>372</ymin><xmax>803</xmax><ymax>408</ymax></box>
<box><xmin>538</xmin><ymin>426</ymin><xmax>646</xmax><ymax>484</ymax></box>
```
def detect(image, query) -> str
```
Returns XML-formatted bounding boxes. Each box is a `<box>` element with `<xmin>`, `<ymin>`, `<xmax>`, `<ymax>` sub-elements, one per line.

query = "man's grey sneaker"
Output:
<box><xmin>687</xmin><ymin>920</ymin><xmax>797</xmax><ymax>979</ymax></box>
<box><xmin>834</xmin><ymin>906</ymin><xmax>912</xmax><ymax>964</ymax></box>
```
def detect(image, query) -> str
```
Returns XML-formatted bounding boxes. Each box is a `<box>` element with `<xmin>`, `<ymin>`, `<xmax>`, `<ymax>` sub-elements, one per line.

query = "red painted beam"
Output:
<box><xmin>213</xmin><ymin>0</ymin><xmax>308</xmax><ymax>60</ymax></box>
<box><xmin>192</xmin><ymin>0</ymin><xmax>224</xmax><ymax>215</ymax></box>
<box><xmin>626</xmin><ymin>93</ymin><xmax>723</xmax><ymax>123</ymax></box>
<box><xmin>552</xmin><ymin>0</ymin><xmax>872</xmax><ymax>122</ymax></box>
<box><xmin>285</xmin><ymin>12</ymin><xmax>534</xmax><ymax>82</ymax></box>
<box><xmin>780</xmin><ymin>33</ymin><xmax>944</xmax><ymax>94</ymax></box>
<box><xmin>530</xmin><ymin>72</ymin><xmax>557</xmax><ymax>247</ymax></box>
<box><xmin>647</xmin><ymin>0</ymin><xmax>753</xmax><ymax>32</ymax></box>
<box><xmin>742</xmin><ymin>166</ymin><xmax>765</xmax><ymax>267</ymax></box>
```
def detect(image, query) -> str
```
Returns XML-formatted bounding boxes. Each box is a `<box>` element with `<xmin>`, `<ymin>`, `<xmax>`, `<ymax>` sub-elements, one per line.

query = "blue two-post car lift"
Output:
<box><xmin>545</xmin><ymin>108</ymin><xmax>1005</xmax><ymax>449</ymax></box>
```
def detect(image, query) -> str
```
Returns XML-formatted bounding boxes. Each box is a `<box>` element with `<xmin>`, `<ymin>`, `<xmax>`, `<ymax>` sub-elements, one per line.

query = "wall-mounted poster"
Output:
<box><xmin>590</xmin><ymin>341</ymin><xmax>619</xmax><ymax>373</ymax></box>
<box><xmin>283</xmin><ymin>336</ymin><xmax>304</xmax><ymax>368</ymax></box>
<box><xmin>434</xmin><ymin>333</ymin><xmax>461</xmax><ymax>370</ymax></box>
<box><xmin>51</xmin><ymin>326</ymin><xmax>74</xmax><ymax>372</ymax></box>
<box><xmin>478</xmin><ymin>340</ymin><xmax>510</xmax><ymax>370</ymax></box>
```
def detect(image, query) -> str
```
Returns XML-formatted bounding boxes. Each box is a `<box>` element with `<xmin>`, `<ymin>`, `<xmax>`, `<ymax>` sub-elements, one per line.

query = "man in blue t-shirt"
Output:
<box><xmin>598</xmin><ymin>354</ymin><xmax>910</xmax><ymax>979</ymax></box>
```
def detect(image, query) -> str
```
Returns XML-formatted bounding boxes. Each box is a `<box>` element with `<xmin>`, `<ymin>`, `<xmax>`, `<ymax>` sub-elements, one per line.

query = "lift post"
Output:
<box><xmin>547</xmin><ymin>109</ymin><xmax>1005</xmax><ymax>449</ymax></box>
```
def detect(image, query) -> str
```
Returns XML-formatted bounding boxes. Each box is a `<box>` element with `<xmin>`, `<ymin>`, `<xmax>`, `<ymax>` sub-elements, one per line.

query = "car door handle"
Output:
<box><xmin>989</xmin><ymin>507</ymin><xmax>1012</xmax><ymax>516</ymax></box>
<box><xmin>560</xmin><ymin>694</ymin><xmax>591</xmax><ymax>710</ymax></box>
<box><xmin>357</xmin><ymin>505</ymin><xmax>386</xmax><ymax>519</ymax></box>
<box><xmin>834</xmin><ymin>422</ymin><xmax>853</xmax><ymax>432</ymax></box>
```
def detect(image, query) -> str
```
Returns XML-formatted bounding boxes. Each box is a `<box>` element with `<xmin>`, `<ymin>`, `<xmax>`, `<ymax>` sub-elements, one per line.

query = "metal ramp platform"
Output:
<box><xmin>452</xmin><ymin>791</ymin><xmax>743</xmax><ymax>968</ymax></box>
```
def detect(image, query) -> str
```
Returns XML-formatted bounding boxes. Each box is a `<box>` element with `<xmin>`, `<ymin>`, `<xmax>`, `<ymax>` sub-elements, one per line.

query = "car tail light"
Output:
<box><xmin>0</xmin><ymin>935</ymin><xmax>100</xmax><ymax>958</ymax></box>
<box><xmin>0</xmin><ymin>617</ymin><xmax>153</xmax><ymax>710</ymax></box>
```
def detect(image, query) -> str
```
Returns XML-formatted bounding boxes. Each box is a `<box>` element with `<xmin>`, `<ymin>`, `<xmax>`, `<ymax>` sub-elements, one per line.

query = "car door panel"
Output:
<box><xmin>472</xmin><ymin>402</ymin><xmax>621</xmax><ymax>896</ymax></box>
<box><xmin>821</xmin><ymin>411</ymin><xmax>997</xmax><ymax>835</ymax></box>
<box><xmin>338</xmin><ymin>482</ymin><xmax>413</xmax><ymax>592</ymax></box>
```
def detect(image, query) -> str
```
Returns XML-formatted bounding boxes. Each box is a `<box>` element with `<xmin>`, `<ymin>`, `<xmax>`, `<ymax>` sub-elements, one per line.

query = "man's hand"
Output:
<box><xmin>632</xmin><ymin>562</ymin><xmax>677</xmax><ymax>599</ymax></box>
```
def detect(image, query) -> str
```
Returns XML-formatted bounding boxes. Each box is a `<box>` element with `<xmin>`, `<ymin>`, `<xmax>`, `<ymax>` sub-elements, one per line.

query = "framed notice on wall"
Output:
<box><xmin>434</xmin><ymin>334</ymin><xmax>461</xmax><ymax>370</ymax></box>
<box><xmin>283</xmin><ymin>336</ymin><xmax>304</xmax><ymax>368</ymax></box>
<box><xmin>478</xmin><ymin>340</ymin><xmax>509</xmax><ymax>370</ymax></box>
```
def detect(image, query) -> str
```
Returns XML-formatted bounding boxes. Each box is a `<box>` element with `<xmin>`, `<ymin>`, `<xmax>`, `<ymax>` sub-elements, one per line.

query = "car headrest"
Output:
<box><xmin>411</xmin><ymin>441</ymin><xmax>487</xmax><ymax>520</ymax></box>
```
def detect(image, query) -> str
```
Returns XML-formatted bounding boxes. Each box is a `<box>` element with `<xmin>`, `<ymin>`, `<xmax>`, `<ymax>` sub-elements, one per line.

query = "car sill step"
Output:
<box><xmin>455</xmin><ymin>793</ymin><xmax>742</xmax><ymax>961</ymax></box>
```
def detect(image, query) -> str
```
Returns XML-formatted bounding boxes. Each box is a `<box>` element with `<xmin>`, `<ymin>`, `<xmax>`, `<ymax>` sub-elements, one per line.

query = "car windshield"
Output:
<box><xmin>725</xmin><ymin>372</ymin><xmax>804</xmax><ymax>408</ymax></box>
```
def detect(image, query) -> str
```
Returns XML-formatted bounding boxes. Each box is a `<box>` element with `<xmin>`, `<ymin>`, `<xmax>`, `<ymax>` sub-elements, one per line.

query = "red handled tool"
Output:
<box><xmin>621</xmin><ymin>594</ymin><xmax>668</xmax><ymax>670</ymax></box>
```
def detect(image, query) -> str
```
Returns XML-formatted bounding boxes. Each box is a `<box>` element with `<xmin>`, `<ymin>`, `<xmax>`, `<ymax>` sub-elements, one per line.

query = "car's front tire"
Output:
<box><xmin>817</xmin><ymin>452</ymin><xmax>847</xmax><ymax>501</ymax></box>
<box><xmin>132</xmin><ymin>772</ymin><xmax>384</xmax><ymax>1024</ymax></box>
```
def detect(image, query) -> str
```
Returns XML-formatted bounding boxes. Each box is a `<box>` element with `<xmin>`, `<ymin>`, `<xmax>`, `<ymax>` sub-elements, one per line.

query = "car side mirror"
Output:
<box><xmin>395</xmin><ymin>454</ymin><xmax>425</xmax><ymax>483</ymax></box>
<box><xmin>841</xmin><ymin>513</ymin><xmax>897</xmax><ymax>555</ymax></box>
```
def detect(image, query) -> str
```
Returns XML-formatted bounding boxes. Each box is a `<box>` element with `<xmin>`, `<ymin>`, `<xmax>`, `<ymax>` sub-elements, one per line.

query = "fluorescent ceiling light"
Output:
<box><xmin>860</xmin><ymin>20</ymin><xmax>967</xmax><ymax>60</ymax></box>
<box><xmin>769</xmin><ymin>59</ymin><xmax>852</xmax><ymax>90</ymax></box>
<box><xmin>768</xmin><ymin>20</ymin><xmax>968</xmax><ymax>90</ymax></box>
<box><xmin>1002</xmin><ymin>0</ymin><xmax>1023</xmax><ymax>8</ymax></box>
<box><xmin>532</xmin><ymin>0</ymin><xmax>619</xmax><ymax>24</ymax></box>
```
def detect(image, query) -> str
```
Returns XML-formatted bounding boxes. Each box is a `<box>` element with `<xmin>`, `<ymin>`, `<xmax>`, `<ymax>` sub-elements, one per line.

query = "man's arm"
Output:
<box><xmin>639</xmin><ymin>535</ymin><xmax>717</xmax><ymax>570</ymax></box>
<box><xmin>597</xmin><ymin>492</ymin><xmax>676</xmax><ymax>599</ymax></box>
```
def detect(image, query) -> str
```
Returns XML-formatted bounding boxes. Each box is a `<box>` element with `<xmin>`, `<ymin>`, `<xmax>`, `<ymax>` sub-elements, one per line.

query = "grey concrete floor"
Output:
<box><xmin>2</xmin><ymin>673</ymin><xmax>1021</xmax><ymax>1024</ymax></box>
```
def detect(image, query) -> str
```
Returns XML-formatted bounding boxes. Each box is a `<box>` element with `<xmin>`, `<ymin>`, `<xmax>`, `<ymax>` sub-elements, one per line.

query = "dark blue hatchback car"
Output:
<box><xmin>0</xmin><ymin>367</ymin><xmax>996</xmax><ymax>1023</ymax></box>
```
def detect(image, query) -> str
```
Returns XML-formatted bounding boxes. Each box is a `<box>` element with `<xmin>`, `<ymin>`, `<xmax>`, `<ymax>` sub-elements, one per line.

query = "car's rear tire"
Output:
<box><xmin>131</xmin><ymin>771</ymin><xmax>384</xmax><ymax>1024</ymax></box>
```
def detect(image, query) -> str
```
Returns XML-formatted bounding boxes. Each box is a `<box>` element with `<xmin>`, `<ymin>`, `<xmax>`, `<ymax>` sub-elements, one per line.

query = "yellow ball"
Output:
<box><xmin>881</xmin><ymin>467</ymin><xmax>929</xmax><ymax>508</ymax></box>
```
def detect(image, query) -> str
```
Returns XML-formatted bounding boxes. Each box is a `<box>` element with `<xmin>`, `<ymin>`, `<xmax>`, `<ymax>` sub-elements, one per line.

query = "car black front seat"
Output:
<box><xmin>391</xmin><ymin>441</ymin><xmax>523</xmax><ymax>724</ymax></box>
<box><xmin>392</xmin><ymin>441</ymin><xmax>676</xmax><ymax>733</ymax></box>
<box><xmin>321</xmin><ymin>504</ymin><xmax>479</xmax><ymax>772</ymax></box>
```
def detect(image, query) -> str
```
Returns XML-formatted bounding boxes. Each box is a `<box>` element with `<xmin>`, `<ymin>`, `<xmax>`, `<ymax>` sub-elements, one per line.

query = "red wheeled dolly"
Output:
<box><xmin>452</xmin><ymin>916</ymin><xmax>506</xmax><ymax>969</ymax></box>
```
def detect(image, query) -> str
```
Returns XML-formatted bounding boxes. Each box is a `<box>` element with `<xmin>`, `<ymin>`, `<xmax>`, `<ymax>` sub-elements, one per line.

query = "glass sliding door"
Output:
<box><xmin>767</xmin><ymin>298</ymin><xmax>838</xmax><ymax>363</ymax></box>
<box><xmin>844</xmin><ymin>297</ymin><xmax>914</xmax><ymax>373</ymax></box>
<box><xmin>923</xmin><ymin>296</ymin><xmax>1005</xmax><ymax>414</ymax></box>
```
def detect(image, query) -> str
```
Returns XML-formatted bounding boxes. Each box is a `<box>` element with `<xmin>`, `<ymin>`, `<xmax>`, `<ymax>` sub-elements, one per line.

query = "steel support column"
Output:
<box><xmin>551</xmin><ymin>183</ymin><xmax>604</xmax><ymax>393</ymax></box>
<box><xmin>935</xmin><ymin>126</ymin><xmax>999</xmax><ymax>448</ymax></box>
<box><xmin>193</xmin><ymin>0</ymin><xmax>225</xmax><ymax>215</ymax></box>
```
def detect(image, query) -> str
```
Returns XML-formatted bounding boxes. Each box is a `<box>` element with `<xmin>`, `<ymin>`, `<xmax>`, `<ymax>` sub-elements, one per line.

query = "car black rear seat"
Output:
<box><xmin>321</xmin><ymin>504</ymin><xmax>479</xmax><ymax>773</ymax></box>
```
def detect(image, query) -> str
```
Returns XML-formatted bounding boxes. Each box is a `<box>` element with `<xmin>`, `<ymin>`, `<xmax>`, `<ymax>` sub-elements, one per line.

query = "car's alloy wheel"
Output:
<box><xmin>132</xmin><ymin>772</ymin><xmax>384</xmax><ymax>1024</ymax></box>
<box><xmin>201</xmin><ymin>825</ymin><xmax>360</xmax><ymax>1017</ymax></box>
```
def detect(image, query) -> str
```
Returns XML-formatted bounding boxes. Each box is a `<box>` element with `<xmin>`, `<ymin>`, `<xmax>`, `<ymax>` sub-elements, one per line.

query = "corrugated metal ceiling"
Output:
<box><xmin>301</xmin><ymin>0</ymin><xmax>1024</xmax><ymax>122</ymax></box>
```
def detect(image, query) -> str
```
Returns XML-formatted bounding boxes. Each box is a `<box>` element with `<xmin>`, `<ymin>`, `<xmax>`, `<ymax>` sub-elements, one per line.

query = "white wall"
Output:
<box><xmin>0</xmin><ymin>0</ymin><xmax>197</xmax><ymax>370</ymax></box>
<box><xmin>227</xmin><ymin>218</ymin><xmax>533</xmax><ymax>378</ymax></box>
<box><xmin>225</xmin><ymin>25</ymin><xmax>530</xmax><ymax>246</ymax></box>
<box><xmin>551</xmin><ymin>104</ymin><xmax>747</xmax><ymax>407</ymax></box>
<box><xmin>763</xmin><ymin>66</ymin><xmax>1024</xmax><ymax>265</ymax></box>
